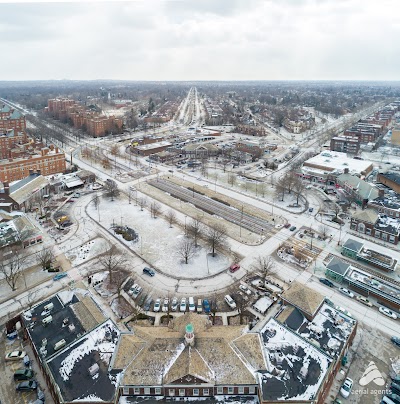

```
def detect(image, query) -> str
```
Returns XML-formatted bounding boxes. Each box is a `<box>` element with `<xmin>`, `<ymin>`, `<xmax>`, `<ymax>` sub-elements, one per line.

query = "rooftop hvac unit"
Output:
<box><xmin>68</xmin><ymin>324</ymin><xmax>76</xmax><ymax>333</ymax></box>
<box><xmin>41</xmin><ymin>338</ymin><xmax>47</xmax><ymax>347</ymax></box>
<box><xmin>54</xmin><ymin>339</ymin><xmax>66</xmax><ymax>351</ymax></box>
<box><xmin>88</xmin><ymin>363</ymin><xmax>99</xmax><ymax>376</ymax></box>
<box><xmin>42</xmin><ymin>316</ymin><xmax>52</xmax><ymax>326</ymax></box>
<box><xmin>63</xmin><ymin>318</ymin><xmax>69</xmax><ymax>326</ymax></box>
<box><xmin>43</xmin><ymin>302</ymin><xmax>54</xmax><ymax>313</ymax></box>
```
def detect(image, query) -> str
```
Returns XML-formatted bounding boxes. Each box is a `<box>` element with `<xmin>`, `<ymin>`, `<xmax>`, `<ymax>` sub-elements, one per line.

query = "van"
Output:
<box><xmin>42</xmin><ymin>315</ymin><xmax>52</xmax><ymax>326</ymax></box>
<box><xmin>54</xmin><ymin>339</ymin><xmax>66</xmax><ymax>351</ymax></box>
<box><xmin>43</xmin><ymin>302</ymin><xmax>54</xmax><ymax>313</ymax></box>
<box><xmin>197</xmin><ymin>299</ymin><xmax>202</xmax><ymax>313</ymax></box>
<box><xmin>188</xmin><ymin>297</ymin><xmax>195</xmax><ymax>312</ymax></box>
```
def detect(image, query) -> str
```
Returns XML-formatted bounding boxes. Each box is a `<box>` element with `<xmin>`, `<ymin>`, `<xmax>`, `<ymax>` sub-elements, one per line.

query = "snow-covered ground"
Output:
<box><xmin>65</xmin><ymin>238</ymin><xmax>110</xmax><ymax>266</ymax></box>
<box><xmin>87</xmin><ymin>197</ymin><xmax>230</xmax><ymax>279</ymax></box>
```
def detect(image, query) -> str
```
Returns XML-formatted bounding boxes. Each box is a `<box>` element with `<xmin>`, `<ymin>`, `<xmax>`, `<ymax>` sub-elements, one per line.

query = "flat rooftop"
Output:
<box><xmin>135</xmin><ymin>141</ymin><xmax>172</xmax><ymax>151</ymax></box>
<box><xmin>259</xmin><ymin>318</ymin><xmax>332</xmax><ymax>402</ymax></box>
<box><xmin>303</xmin><ymin>151</ymin><xmax>373</xmax><ymax>175</ymax></box>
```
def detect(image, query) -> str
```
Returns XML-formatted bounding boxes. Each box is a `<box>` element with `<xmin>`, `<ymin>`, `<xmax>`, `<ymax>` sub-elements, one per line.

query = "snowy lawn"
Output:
<box><xmin>87</xmin><ymin>197</ymin><xmax>230</xmax><ymax>279</ymax></box>
<box><xmin>65</xmin><ymin>238</ymin><xmax>110</xmax><ymax>266</ymax></box>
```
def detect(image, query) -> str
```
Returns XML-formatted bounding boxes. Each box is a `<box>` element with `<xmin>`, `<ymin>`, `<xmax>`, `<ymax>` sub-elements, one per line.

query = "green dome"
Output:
<box><xmin>185</xmin><ymin>323</ymin><xmax>194</xmax><ymax>333</ymax></box>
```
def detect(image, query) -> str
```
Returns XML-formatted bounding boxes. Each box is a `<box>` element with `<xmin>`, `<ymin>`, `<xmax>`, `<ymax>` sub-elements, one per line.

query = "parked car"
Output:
<box><xmin>385</xmin><ymin>393</ymin><xmax>400</xmax><ymax>404</ymax></box>
<box><xmin>284</xmin><ymin>223</ymin><xmax>291</xmax><ymax>228</ymax></box>
<box><xmin>23</xmin><ymin>354</ymin><xmax>30</xmax><ymax>367</ymax></box>
<box><xmin>171</xmin><ymin>297</ymin><xmax>178</xmax><ymax>311</ymax></box>
<box><xmin>162</xmin><ymin>298</ymin><xmax>169</xmax><ymax>313</ymax></box>
<box><xmin>14</xmin><ymin>369</ymin><xmax>34</xmax><ymax>381</ymax></box>
<box><xmin>53</xmin><ymin>272</ymin><xmax>68</xmax><ymax>281</ymax></box>
<box><xmin>5</xmin><ymin>350</ymin><xmax>26</xmax><ymax>361</ymax></box>
<box><xmin>309</xmin><ymin>207</ymin><xmax>314</xmax><ymax>212</ymax></box>
<box><xmin>143</xmin><ymin>267</ymin><xmax>155</xmax><ymax>277</ymax></box>
<box><xmin>143</xmin><ymin>298</ymin><xmax>153</xmax><ymax>311</ymax></box>
<box><xmin>391</xmin><ymin>383</ymin><xmax>400</xmax><ymax>395</ymax></box>
<box><xmin>379</xmin><ymin>306</ymin><xmax>398</xmax><ymax>320</ymax></box>
<box><xmin>188</xmin><ymin>297</ymin><xmax>196</xmax><ymax>312</ymax></box>
<box><xmin>339</xmin><ymin>288</ymin><xmax>354</xmax><ymax>298</ymax></box>
<box><xmin>239</xmin><ymin>284</ymin><xmax>251</xmax><ymax>295</ymax></box>
<box><xmin>16</xmin><ymin>380</ymin><xmax>38</xmax><ymax>392</ymax></box>
<box><xmin>197</xmin><ymin>299</ymin><xmax>203</xmax><ymax>313</ymax></box>
<box><xmin>340</xmin><ymin>377</ymin><xmax>353</xmax><ymax>398</ymax></box>
<box><xmin>48</xmin><ymin>266</ymin><xmax>60</xmax><ymax>273</ymax></box>
<box><xmin>229</xmin><ymin>263</ymin><xmax>240</xmax><ymax>273</ymax></box>
<box><xmin>356</xmin><ymin>295</ymin><xmax>373</xmax><ymax>307</ymax></box>
<box><xmin>153</xmin><ymin>299</ymin><xmax>161</xmax><ymax>312</ymax></box>
<box><xmin>392</xmin><ymin>336</ymin><xmax>400</xmax><ymax>348</ymax></box>
<box><xmin>336</xmin><ymin>306</ymin><xmax>352</xmax><ymax>318</ymax></box>
<box><xmin>224</xmin><ymin>295</ymin><xmax>237</xmax><ymax>310</ymax></box>
<box><xmin>289</xmin><ymin>226</ymin><xmax>297</xmax><ymax>231</ymax></box>
<box><xmin>319</xmin><ymin>278</ymin><xmax>334</xmax><ymax>287</ymax></box>
<box><xmin>203</xmin><ymin>299</ymin><xmax>211</xmax><ymax>313</ymax></box>
<box><xmin>180</xmin><ymin>298</ymin><xmax>187</xmax><ymax>312</ymax></box>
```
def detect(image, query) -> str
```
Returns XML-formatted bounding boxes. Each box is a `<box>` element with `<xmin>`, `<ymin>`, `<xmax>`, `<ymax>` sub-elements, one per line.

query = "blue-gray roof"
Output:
<box><xmin>326</xmin><ymin>257</ymin><xmax>351</xmax><ymax>276</ymax></box>
<box><xmin>342</xmin><ymin>238</ymin><xmax>364</xmax><ymax>253</ymax></box>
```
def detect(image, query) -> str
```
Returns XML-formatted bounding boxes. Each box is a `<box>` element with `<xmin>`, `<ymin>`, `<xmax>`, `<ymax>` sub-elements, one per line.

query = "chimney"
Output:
<box><xmin>378</xmin><ymin>189</ymin><xmax>385</xmax><ymax>198</ymax></box>
<box><xmin>344</xmin><ymin>168</ymin><xmax>349</xmax><ymax>174</ymax></box>
<box><xmin>4</xmin><ymin>181</ymin><xmax>10</xmax><ymax>195</ymax></box>
<box><xmin>56</xmin><ymin>147</ymin><xmax>59</xmax><ymax>153</ymax></box>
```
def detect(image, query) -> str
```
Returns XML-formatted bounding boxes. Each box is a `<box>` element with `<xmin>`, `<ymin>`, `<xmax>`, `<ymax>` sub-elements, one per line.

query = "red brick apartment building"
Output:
<box><xmin>0</xmin><ymin>130</ymin><xmax>27</xmax><ymax>160</ymax></box>
<box><xmin>0</xmin><ymin>104</ymin><xmax>26</xmax><ymax>133</ymax></box>
<box><xmin>0</xmin><ymin>146</ymin><xmax>66</xmax><ymax>182</ymax></box>
<box><xmin>46</xmin><ymin>98</ymin><xmax>123</xmax><ymax>137</ymax></box>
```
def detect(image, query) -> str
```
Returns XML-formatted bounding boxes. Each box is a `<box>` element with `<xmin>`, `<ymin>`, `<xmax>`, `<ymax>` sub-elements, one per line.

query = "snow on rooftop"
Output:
<box><xmin>260</xmin><ymin>318</ymin><xmax>331</xmax><ymax>401</ymax></box>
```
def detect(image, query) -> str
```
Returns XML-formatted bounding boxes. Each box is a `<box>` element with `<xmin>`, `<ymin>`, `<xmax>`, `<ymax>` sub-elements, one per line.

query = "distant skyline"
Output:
<box><xmin>0</xmin><ymin>0</ymin><xmax>399</xmax><ymax>81</ymax></box>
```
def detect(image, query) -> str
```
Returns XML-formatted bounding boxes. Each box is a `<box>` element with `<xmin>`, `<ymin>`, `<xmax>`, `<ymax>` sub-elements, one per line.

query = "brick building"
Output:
<box><xmin>46</xmin><ymin>98</ymin><xmax>123</xmax><ymax>137</ymax></box>
<box><xmin>377</xmin><ymin>172</ymin><xmax>400</xmax><ymax>194</ymax></box>
<box><xmin>0</xmin><ymin>105</ymin><xmax>26</xmax><ymax>133</ymax></box>
<box><xmin>0</xmin><ymin>129</ymin><xmax>27</xmax><ymax>160</ymax></box>
<box><xmin>330</xmin><ymin>135</ymin><xmax>360</xmax><ymax>154</ymax></box>
<box><xmin>0</xmin><ymin>146</ymin><xmax>66</xmax><ymax>182</ymax></box>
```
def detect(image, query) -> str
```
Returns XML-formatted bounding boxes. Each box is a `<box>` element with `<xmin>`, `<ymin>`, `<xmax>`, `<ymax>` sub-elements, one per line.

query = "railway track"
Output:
<box><xmin>148</xmin><ymin>179</ymin><xmax>275</xmax><ymax>236</ymax></box>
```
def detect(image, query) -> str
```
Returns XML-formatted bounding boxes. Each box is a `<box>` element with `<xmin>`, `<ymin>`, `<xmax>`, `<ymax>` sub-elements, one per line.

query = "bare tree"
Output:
<box><xmin>0</xmin><ymin>248</ymin><xmax>27</xmax><ymax>291</ymax></box>
<box><xmin>138</xmin><ymin>197</ymin><xmax>147</xmax><ymax>211</ymax></box>
<box><xmin>209</xmin><ymin>295</ymin><xmax>218</xmax><ymax>325</ymax></box>
<box><xmin>230</xmin><ymin>288</ymin><xmax>248</xmax><ymax>325</ymax></box>
<box><xmin>150</xmin><ymin>201</ymin><xmax>162</xmax><ymax>218</ymax></box>
<box><xmin>187</xmin><ymin>217</ymin><xmax>203</xmax><ymax>247</ymax></box>
<box><xmin>166</xmin><ymin>210</ymin><xmax>177</xmax><ymax>228</ymax></box>
<box><xmin>98</xmin><ymin>245</ymin><xmax>127</xmax><ymax>284</ymax></box>
<box><xmin>102</xmin><ymin>156</ymin><xmax>111</xmax><ymax>170</ymax></box>
<box><xmin>129</xmin><ymin>303</ymin><xmax>144</xmax><ymax>324</ymax></box>
<box><xmin>36</xmin><ymin>246</ymin><xmax>55</xmax><ymax>270</ymax></box>
<box><xmin>205</xmin><ymin>223</ymin><xmax>227</xmax><ymax>257</ymax></box>
<box><xmin>275</xmin><ymin>180</ymin><xmax>286</xmax><ymax>201</ymax></box>
<box><xmin>113</xmin><ymin>269</ymin><xmax>129</xmax><ymax>297</ymax></box>
<box><xmin>318</xmin><ymin>224</ymin><xmax>328</xmax><ymax>240</ymax></box>
<box><xmin>110</xmin><ymin>144</ymin><xmax>120</xmax><ymax>158</ymax></box>
<box><xmin>228</xmin><ymin>172</ymin><xmax>237</xmax><ymax>186</ymax></box>
<box><xmin>92</xmin><ymin>193</ymin><xmax>101</xmax><ymax>221</ymax></box>
<box><xmin>293</xmin><ymin>177</ymin><xmax>305</xmax><ymax>205</ymax></box>
<box><xmin>103</xmin><ymin>179</ymin><xmax>120</xmax><ymax>201</ymax></box>
<box><xmin>252</xmin><ymin>255</ymin><xmax>276</xmax><ymax>285</ymax></box>
<box><xmin>177</xmin><ymin>239</ymin><xmax>196</xmax><ymax>264</ymax></box>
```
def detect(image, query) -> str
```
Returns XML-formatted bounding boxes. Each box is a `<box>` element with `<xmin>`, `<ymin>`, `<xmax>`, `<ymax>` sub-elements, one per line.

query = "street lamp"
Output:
<box><xmin>184</xmin><ymin>215</ymin><xmax>187</xmax><ymax>236</ymax></box>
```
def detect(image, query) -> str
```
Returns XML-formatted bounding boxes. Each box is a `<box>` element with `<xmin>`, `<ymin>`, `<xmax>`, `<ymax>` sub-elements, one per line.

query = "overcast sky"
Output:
<box><xmin>0</xmin><ymin>0</ymin><xmax>399</xmax><ymax>81</ymax></box>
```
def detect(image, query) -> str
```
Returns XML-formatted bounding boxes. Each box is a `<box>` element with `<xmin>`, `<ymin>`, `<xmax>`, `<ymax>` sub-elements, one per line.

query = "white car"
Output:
<box><xmin>356</xmin><ymin>295</ymin><xmax>373</xmax><ymax>307</ymax></box>
<box><xmin>340</xmin><ymin>377</ymin><xmax>353</xmax><ymax>398</ymax></box>
<box><xmin>239</xmin><ymin>284</ymin><xmax>252</xmax><ymax>295</ymax></box>
<box><xmin>379</xmin><ymin>306</ymin><xmax>398</xmax><ymax>320</ymax></box>
<box><xmin>224</xmin><ymin>295</ymin><xmax>237</xmax><ymax>310</ymax></box>
<box><xmin>339</xmin><ymin>287</ymin><xmax>354</xmax><ymax>298</ymax></box>
<box><xmin>180</xmin><ymin>298</ymin><xmax>187</xmax><ymax>312</ymax></box>
<box><xmin>153</xmin><ymin>299</ymin><xmax>161</xmax><ymax>312</ymax></box>
<box><xmin>162</xmin><ymin>298</ymin><xmax>169</xmax><ymax>312</ymax></box>
<box><xmin>171</xmin><ymin>297</ymin><xmax>178</xmax><ymax>311</ymax></box>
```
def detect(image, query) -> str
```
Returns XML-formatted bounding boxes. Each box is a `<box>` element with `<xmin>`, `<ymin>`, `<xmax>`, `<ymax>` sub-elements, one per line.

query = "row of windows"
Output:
<box><xmin>124</xmin><ymin>386</ymin><xmax>256</xmax><ymax>396</ymax></box>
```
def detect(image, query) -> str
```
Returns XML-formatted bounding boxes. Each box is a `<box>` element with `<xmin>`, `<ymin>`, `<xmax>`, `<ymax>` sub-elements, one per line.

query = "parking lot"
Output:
<box><xmin>333</xmin><ymin>325</ymin><xmax>399</xmax><ymax>404</ymax></box>
<box><xmin>0</xmin><ymin>331</ymin><xmax>54</xmax><ymax>404</ymax></box>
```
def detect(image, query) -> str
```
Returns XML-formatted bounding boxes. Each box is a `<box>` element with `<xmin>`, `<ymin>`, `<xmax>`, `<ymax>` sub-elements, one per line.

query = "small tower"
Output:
<box><xmin>185</xmin><ymin>323</ymin><xmax>195</xmax><ymax>347</ymax></box>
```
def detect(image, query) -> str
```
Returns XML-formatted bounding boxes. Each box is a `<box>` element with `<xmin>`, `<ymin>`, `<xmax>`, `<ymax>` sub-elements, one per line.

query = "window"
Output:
<box><xmin>193</xmin><ymin>389</ymin><xmax>199</xmax><ymax>396</ymax></box>
<box><xmin>238</xmin><ymin>386</ymin><xmax>244</xmax><ymax>394</ymax></box>
<box><xmin>389</xmin><ymin>236</ymin><xmax>395</xmax><ymax>243</ymax></box>
<box><xmin>228</xmin><ymin>387</ymin><xmax>234</xmax><ymax>394</ymax></box>
<box><xmin>155</xmin><ymin>387</ymin><xmax>161</xmax><ymax>395</ymax></box>
<box><xmin>179</xmin><ymin>389</ymin><xmax>185</xmax><ymax>396</ymax></box>
<box><xmin>249</xmin><ymin>386</ymin><xmax>256</xmax><ymax>394</ymax></box>
<box><xmin>375</xmin><ymin>231</ymin><xmax>381</xmax><ymax>238</ymax></box>
<box><xmin>123</xmin><ymin>387</ymin><xmax>130</xmax><ymax>395</ymax></box>
<box><xmin>366</xmin><ymin>228</ymin><xmax>371</xmax><ymax>235</ymax></box>
<box><xmin>133</xmin><ymin>387</ymin><xmax>140</xmax><ymax>395</ymax></box>
<box><xmin>144</xmin><ymin>387</ymin><xmax>150</xmax><ymax>395</ymax></box>
<box><xmin>203</xmin><ymin>389</ymin><xmax>209</xmax><ymax>396</ymax></box>
<box><xmin>169</xmin><ymin>389</ymin><xmax>175</xmax><ymax>397</ymax></box>
<box><xmin>382</xmin><ymin>233</ymin><xmax>388</xmax><ymax>241</ymax></box>
<box><xmin>217</xmin><ymin>387</ymin><xmax>223</xmax><ymax>394</ymax></box>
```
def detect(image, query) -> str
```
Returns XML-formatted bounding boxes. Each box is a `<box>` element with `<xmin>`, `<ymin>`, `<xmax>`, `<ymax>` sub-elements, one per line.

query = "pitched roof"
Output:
<box><xmin>352</xmin><ymin>209</ymin><xmax>378</xmax><ymax>224</ymax></box>
<box><xmin>9</xmin><ymin>110</ymin><xmax>22</xmax><ymax>119</ymax></box>
<box><xmin>164</xmin><ymin>346</ymin><xmax>214</xmax><ymax>384</ymax></box>
<box><xmin>337</xmin><ymin>173</ymin><xmax>379</xmax><ymax>200</ymax></box>
<box><xmin>8</xmin><ymin>175</ymin><xmax>49</xmax><ymax>205</ymax></box>
<box><xmin>342</xmin><ymin>238</ymin><xmax>364</xmax><ymax>253</ymax></box>
<box><xmin>326</xmin><ymin>257</ymin><xmax>351</xmax><ymax>276</ymax></box>
<box><xmin>281</xmin><ymin>281</ymin><xmax>324</xmax><ymax>317</ymax></box>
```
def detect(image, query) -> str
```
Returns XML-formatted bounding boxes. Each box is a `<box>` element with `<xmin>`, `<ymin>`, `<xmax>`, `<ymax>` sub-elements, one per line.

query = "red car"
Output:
<box><xmin>229</xmin><ymin>264</ymin><xmax>240</xmax><ymax>273</ymax></box>
<box><xmin>284</xmin><ymin>223</ymin><xmax>291</xmax><ymax>228</ymax></box>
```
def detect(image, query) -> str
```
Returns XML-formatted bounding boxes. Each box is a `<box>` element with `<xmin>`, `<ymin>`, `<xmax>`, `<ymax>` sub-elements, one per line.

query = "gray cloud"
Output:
<box><xmin>0</xmin><ymin>0</ymin><xmax>399</xmax><ymax>80</ymax></box>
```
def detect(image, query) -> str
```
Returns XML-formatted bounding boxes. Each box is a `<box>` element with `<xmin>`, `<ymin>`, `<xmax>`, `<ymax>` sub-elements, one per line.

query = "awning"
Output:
<box><xmin>64</xmin><ymin>179</ymin><xmax>84</xmax><ymax>189</ymax></box>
